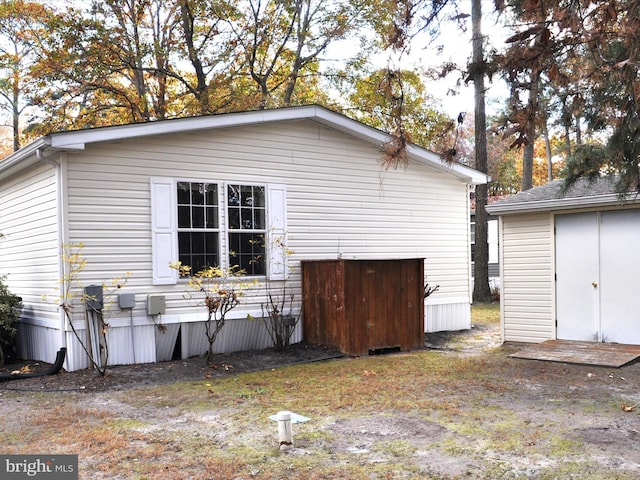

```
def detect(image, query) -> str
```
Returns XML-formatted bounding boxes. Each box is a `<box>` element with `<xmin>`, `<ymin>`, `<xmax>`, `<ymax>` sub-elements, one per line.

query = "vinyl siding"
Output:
<box><xmin>10</xmin><ymin>119</ymin><xmax>472</xmax><ymax>368</ymax></box>
<box><xmin>500</xmin><ymin>213</ymin><xmax>554</xmax><ymax>343</ymax></box>
<box><xmin>0</xmin><ymin>163</ymin><xmax>63</xmax><ymax>364</ymax></box>
<box><xmin>64</xmin><ymin>120</ymin><xmax>471</xmax><ymax>311</ymax></box>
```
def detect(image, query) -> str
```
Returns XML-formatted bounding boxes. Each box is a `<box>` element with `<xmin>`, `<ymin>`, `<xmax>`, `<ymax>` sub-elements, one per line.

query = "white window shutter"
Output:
<box><xmin>267</xmin><ymin>184</ymin><xmax>287</xmax><ymax>280</ymax></box>
<box><xmin>150</xmin><ymin>177</ymin><xmax>178</xmax><ymax>285</ymax></box>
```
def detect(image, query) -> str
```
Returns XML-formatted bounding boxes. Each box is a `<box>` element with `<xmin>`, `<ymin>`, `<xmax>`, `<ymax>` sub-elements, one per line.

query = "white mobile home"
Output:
<box><xmin>487</xmin><ymin>177</ymin><xmax>640</xmax><ymax>345</ymax></box>
<box><xmin>0</xmin><ymin>106</ymin><xmax>488</xmax><ymax>371</ymax></box>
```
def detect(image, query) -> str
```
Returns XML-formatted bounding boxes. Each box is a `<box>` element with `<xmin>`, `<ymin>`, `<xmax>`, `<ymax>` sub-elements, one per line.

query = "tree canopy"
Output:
<box><xmin>0</xmin><ymin>0</ymin><xmax>467</xmax><ymax>157</ymax></box>
<box><xmin>1</xmin><ymin>0</ymin><xmax>638</xmax><ymax>200</ymax></box>
<box><xmin>496</xmin><ymin>0</ymin><xmax>640</xmax><ymax>192</ymax></box>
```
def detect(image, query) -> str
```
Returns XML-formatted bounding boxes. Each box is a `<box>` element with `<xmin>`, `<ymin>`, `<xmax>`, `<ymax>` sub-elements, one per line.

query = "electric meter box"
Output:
<box><xmin>84</xmin><ymin>285</ymin><xmax>103</xmax><ymax>311</ymax></box>
<box><xmin>118</xmin><ymin>293</ymin><xmax>136</xmax><ymax>309</ymax></box>
<box><xmin>146</xmin><ymin>295</ymin><xmax>166</xmax><ymax>315</ymax></box>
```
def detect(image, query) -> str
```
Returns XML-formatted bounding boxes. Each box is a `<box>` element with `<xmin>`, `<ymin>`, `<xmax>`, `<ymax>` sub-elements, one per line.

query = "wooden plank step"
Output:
<box><xmin>509</xmin><ymin>340</ymin><xmax>640</xmax><ymax>368</ymax></box>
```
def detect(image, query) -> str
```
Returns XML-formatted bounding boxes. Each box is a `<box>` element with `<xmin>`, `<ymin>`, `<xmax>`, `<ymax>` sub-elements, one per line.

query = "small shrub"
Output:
<box><xmin>0</xmin><ymin>276</ymin><xmax>22</xmax><ymax>366</ymax></box>
<box><xmin>171</xmin><ymin>262</ymin><xmax>254</xmax><ymax>363</ymax></box>
<box><xmin>490</xmin><ymin>284</ymin><xmax>500</xmax><ymax>302</ymax></box>
<box><xmin>261</xmin><ymin>286</ymin><xmax>299</xmax><ymax>352</ymax></box>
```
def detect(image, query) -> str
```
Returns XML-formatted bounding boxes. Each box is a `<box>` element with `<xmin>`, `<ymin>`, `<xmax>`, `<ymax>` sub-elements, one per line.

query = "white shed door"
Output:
<box><xmin>599</xmin><ymin>210</ymin><xmax>640</xmax><ymax>343</ymax></box>
<box><xmin>555</xmin><ymin>213</ymin><xmax>600</xmax><ymax>341</ymax></box>
<box><xmin>555</xmin><ymin>210</ymin><xmax>640</xmax><ymax>344</ymax></box>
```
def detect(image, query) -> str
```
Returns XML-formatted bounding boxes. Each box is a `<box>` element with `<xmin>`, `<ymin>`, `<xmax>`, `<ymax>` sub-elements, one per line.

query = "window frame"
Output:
<box><xmin>225</xmin><ymin>182</ymin><xmax>267</xmax><ymax>276</ymax></box>
<box><xmin>150</xmin><ymin>177</ymin><xmax>287</xmax><ymax>285</ymax></box>
<box><xmin>175</xmin><ymin>181</ymin><xmax>222</xmax><ymax>275</ymax></box>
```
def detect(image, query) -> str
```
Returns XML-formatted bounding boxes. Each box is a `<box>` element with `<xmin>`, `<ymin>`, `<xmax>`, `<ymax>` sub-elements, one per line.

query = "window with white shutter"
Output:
<box><xmin>150</xmin><ymin>178</ymin><xmax>287</xmax><ymax>283</ymax></box>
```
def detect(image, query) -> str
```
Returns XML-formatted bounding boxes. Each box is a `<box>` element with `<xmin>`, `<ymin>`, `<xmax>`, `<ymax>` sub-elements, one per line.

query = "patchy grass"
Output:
<box><xmin>3</xmin><ymin>303</ymin><xmax>640</xmax><ymax>479</ymax></box>
<box><xmin>471</xmin><ymin>302</ymin><xmax>500</xmax><ymax>326</ymax></box>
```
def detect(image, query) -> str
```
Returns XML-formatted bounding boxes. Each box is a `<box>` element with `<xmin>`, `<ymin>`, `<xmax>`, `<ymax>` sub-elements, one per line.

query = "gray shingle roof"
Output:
<box><xmin>486</xmin><ymin>176</ymin><xmax>640</xmax><ymax>215</ymax></box>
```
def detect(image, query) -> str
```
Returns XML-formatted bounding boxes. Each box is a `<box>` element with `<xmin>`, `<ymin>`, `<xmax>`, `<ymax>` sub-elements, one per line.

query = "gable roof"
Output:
<box><xmin>0</xmin><ymin>105</ymin><xmax>488</xmax><ymax>185</ymax></box>
<box><xmin>486</xmin><ymin>176</ymin><xmax>640</xmax><ymax>215</ymax></box>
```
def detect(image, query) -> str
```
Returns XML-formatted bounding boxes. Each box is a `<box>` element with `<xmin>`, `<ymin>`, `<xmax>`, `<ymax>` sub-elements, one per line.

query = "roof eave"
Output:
<box><xmin>3</xmin><ymin>106</ymin><xmax>488</xmax><ymax>185</ymax></box>
<box><xmin>486</xmin><ymin>193</ymin><xmax>640</xmax><ymax>215</ymax></box>
<box><xmin>0</xmin><ymin>138</ymin><xmax>51</xmax><ymax>181</ymax></box>
<box><xmin>404</xmin><ymin>145</ymin><xmax>489</xmax><ymax>185</ymax></box>
<box><xmin>48</xmin><ymin>107</ymin><xmax>323</xmax><ymax>149</ymax></box>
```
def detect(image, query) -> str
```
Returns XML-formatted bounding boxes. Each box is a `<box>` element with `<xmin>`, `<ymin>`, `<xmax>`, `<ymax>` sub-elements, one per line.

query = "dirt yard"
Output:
<box><xmin>2</xmin><ymin>311</ymin><xmax>640</xmax><ymax>479</ymax></box>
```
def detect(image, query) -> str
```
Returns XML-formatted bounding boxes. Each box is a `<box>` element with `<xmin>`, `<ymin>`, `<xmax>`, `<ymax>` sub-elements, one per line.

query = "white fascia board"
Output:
<box><xmin>405</xmin><ymin>145</ymin><xmax>489</xmax><ymax>185</ymax></box>
<box><xmin>0</xmin><ymin>138</ymin><xmax>49</xmax><ymax>181</ymax></box>
<box><xmin>313</xmin><ymin>110</ymin><xmax>489</xmax><ymax>185</ymax></box>
<box><xmin>486</xmin><ymin>194</ymin><xmax>640</xmax><ymax>215</ymax></box>
<box><xmin>48</xmin><ymin>107</ymin><xmax>321</xmax><ymax>149</ymax></box>
<box><xmin>23</xmin><ymin>105</ymin><xmax>488</xmax><ymax>185</ymax></box>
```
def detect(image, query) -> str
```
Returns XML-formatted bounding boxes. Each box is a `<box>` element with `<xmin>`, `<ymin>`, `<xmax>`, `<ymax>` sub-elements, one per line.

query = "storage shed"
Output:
<box><xmin>302</xmin><ymin>258</ymin><xmax>424</xmax><ymax>356</ymax></box>
<box><xmin>487</xmin><ymin>177</ymin><xmax>640</xmax><ymax>345</ymax></box>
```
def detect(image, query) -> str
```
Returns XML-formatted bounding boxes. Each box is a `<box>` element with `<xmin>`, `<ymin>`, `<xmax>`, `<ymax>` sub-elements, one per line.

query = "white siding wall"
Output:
<box><xmin>0</xmin><ymin>163</ymin><xmax>63</xmax><ymax>364</ymax></box>
<box><xmin>500</xmin><ymin>213</ymin><xmax>555</xmax><ymax>343</ymax></box>
<box><xmin>50</xmin><ymin>119</ymin><xmax>471</xmax><ymax>369</ymax></box>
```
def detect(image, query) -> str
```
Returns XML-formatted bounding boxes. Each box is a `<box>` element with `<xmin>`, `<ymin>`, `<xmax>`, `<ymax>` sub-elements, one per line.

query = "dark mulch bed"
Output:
<box><xmin>0</xmin><ymin>327</ymin><xmax>472</xmax><ymax>393</ymax></box>
<box><xmin>0</xmin><ymin>343</ymin><xmax>343</xmax><ymax>393</ymax></box>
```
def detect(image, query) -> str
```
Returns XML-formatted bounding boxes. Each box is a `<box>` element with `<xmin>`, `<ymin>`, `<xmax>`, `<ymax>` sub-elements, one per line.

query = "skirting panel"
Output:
<box><xmin>424</xmin><ymin>301</ymin><xmax>471</xmax><ymax>333</ymax></box>
<box><xmin>16</xmin><ymin>322</ymin><xmax>61</xmax><ymax>365</ymax></box>
<box><xmin>182</xmin><ymin>317</ymin><xmax>303</xmax><ymax>359</ymax></box>
<box><xmin>16</xmin><ymin>314</ymin><xmax>303</xmax><ymax>371</ymax></box>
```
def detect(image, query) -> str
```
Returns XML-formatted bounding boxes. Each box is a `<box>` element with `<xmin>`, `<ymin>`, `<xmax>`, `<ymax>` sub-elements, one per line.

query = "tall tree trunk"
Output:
<box><xmin>542</xmin><ymin>114</ymin><xmax>553</xmax><ymax>182</ymax></box>
<box><xmin>522</xmin><ymin>73</ymin><xmax>540</xmax><ymax>191</ymax></box>
<box><xmin>575</xmin><ymin>114</ymin><xmax>582</xmax><ymax>145</ymax></box>
<box><xmin>181</xmin><ymin>0</ymin><xmax>209</xmax><ymax>114</ymax></box>
<box><xmin>12</xmin><ymin>68</ymin><xmax>20</xmax><ymax>152</ymax></box>
<box><xmin>471</xmin><ymin>0</ymin><xmax>492</xmax><ymax>304</ymax></box>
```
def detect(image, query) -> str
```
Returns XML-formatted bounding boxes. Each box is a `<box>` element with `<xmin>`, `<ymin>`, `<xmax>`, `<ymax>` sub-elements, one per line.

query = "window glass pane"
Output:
<box><xmin>228</xmin><ymin>184</ymin><xmax>240</xmax><ymax>206</ymax></box>
<box><xmin>254</xmin><ymin>186</ymin><xmax>265</xmax><ymax>207</ymax></box>
<box><xmin>192</xmin><ymin>206</ymin><xmax>205</xmax><ymax>228</ymax></box>
<box><xmin>204</xmin><ymin>232</ymin><xmax>218</xmax><ymax>256</ymax></box>
<box><xmin>229</xmin><ymin>233</ymin><xmax>265</xmax><ymax>275</ymax></box>
<box><xmin>178</xmin><ymin>232</ymin><xmax>190</xmax><ymax>253</ymax></box>
<box><xmin>191</xmin><ymin>183</ymin><xmax>204</xmax><ymax>205</ymax></box>
<box><xmin>206</xmin><ymin>207</ymin><xmax>218</xmax><ymax>228</ymax></box>
<box><xmin>228</xmin><ymin>207</ymin><xmax>240</xmax><ymax>229</ymax></box>
<box><xmin>204</xmin><ymin>184</ymin><xmax>217</xmax><ymax>205</ymax></box>
<box><xmin>191</xmin><ymin>255</ymin><xmax>205</xmax><ymax>273</ymax></box>
<box><xmin>178</xmin><ymin>206</ymin><xmax>191</xmax><ymax>228</ymax></box>
<box><xmin>177</xmin><ymin>182</ymin><xmax>190</xmax><ymax>204</ymax></box>
<box><xmin>178</xmin><ymin>232</ymin><xmax>219</xmax><ymax>273</ymax></box>
<box><xmin>192</xmin><ymin>232</ymin><xmax>205</xmax><ymax>253</ymax></box>
<box><xmin>254</xmin><ymin>208</ymin><xmax>265</xmax><ymax>229</ymax></box>
<box><xmin>241</xmin><ymin>207</ymin><xmax>253</xmax><ymax>229</ymax></box>
<box><xmin>241</xmin><ymin>185</ymin><xmax>254</xmax><ymax>206</ymax></box>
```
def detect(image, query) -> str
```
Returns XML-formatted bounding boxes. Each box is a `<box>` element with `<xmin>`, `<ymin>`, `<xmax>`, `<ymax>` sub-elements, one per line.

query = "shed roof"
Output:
<box><xmin>0</xmin><ymin>105</ymin><xmax>489</xmax><ymax>185</ymax></box>
<box><xmin>486</xmin><ymin>176</ymin><xmax>640</xmax><ymax>215</ymax></box>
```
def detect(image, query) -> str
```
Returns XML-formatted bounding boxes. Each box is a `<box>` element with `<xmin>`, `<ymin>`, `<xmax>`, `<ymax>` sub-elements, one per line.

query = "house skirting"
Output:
<box><xmin>16</xmin><ymin>316</ymin><xmax>304</xmax><ymax>372</ymax></box>
<box><xmin>424</xmin><ymin>298</ymin><xmax>471</xmax><ymax>333</ymax></box>
<box><xmin>16</xmin><ymin>300</ymin><xmax>469</xmax><ymax>371</ymax></box>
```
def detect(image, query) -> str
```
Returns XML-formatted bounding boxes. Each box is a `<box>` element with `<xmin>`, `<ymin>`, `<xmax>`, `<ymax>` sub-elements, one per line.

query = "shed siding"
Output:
<box><xmin>500</xmin><ymin>213</ymin><xmax>554</xmax><ymax>342</ymax></box>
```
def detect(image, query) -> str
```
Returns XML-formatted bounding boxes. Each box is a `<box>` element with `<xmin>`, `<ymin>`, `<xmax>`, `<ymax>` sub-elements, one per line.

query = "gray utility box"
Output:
<box><xmin>147</xmin><ymin>295</ymin><xmax>166</xmax><ymax>315</ymax></box>
<box><xmin>118</xmin><ymin>293</ymin><xmax>136</xmax><ymax>309</ymax></box>
<box><xmin>84</xmin><ymin>285</ymin><xmax>103</xmax><ymax>311</ymax></box>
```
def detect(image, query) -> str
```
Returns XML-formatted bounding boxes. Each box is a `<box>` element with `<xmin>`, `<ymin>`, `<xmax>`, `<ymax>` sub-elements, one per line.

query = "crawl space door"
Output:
<box><xmin>555</xmin><ymin>209</ymin><xmax>640</xmax><ymax>344</ymax></box>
